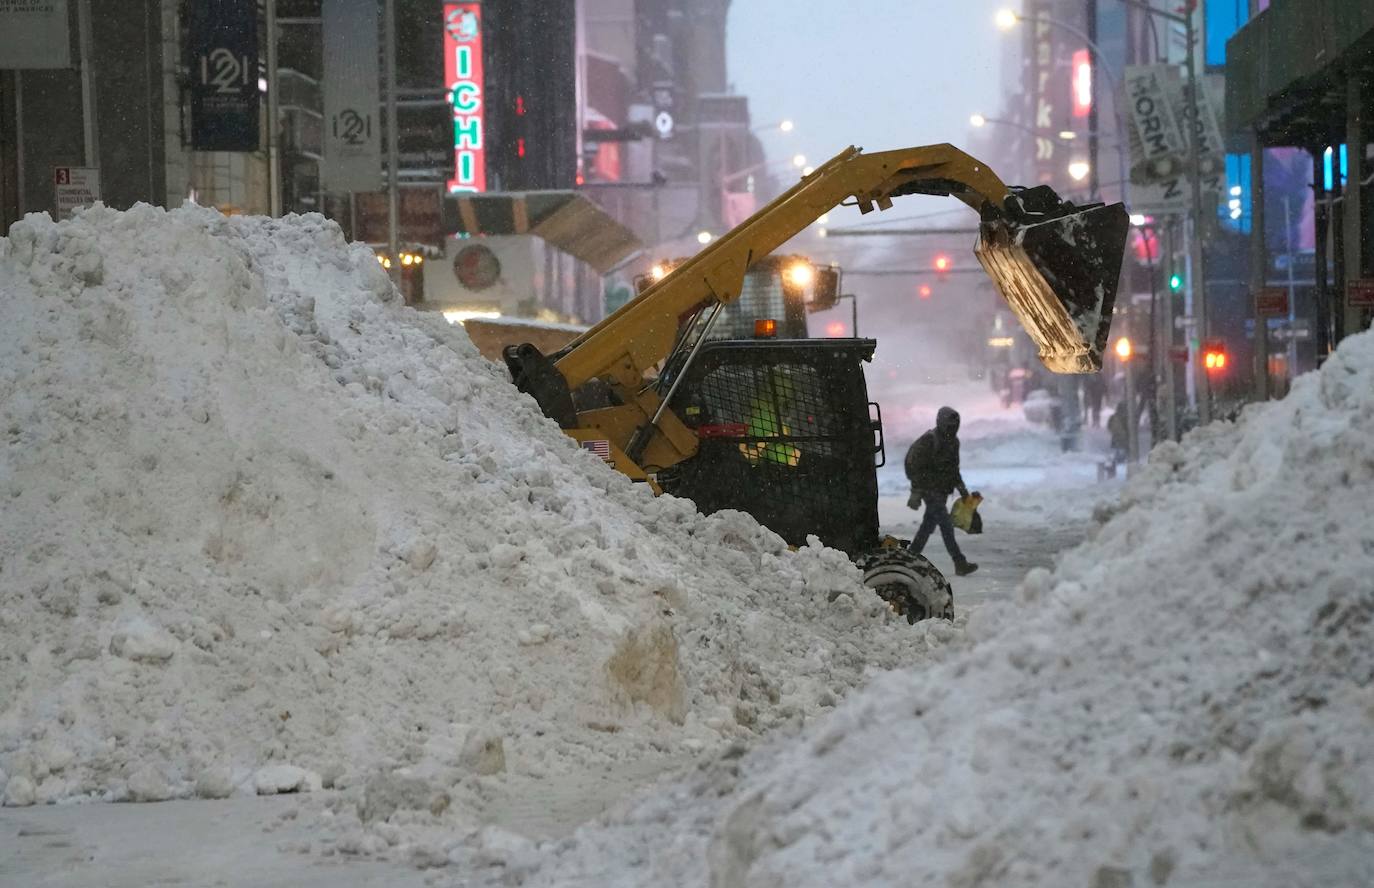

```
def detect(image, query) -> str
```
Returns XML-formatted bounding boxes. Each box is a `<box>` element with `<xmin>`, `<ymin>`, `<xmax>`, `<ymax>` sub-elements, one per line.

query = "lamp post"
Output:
<box><xmin>1112</xmin><ymin>0</ymin><xmax>1212</xmax><ymax>424</ymax></box>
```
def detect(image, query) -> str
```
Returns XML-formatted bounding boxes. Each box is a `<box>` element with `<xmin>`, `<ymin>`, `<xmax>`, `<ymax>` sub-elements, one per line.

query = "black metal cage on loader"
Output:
<box><xmin>657</xmin><ymin>338</ymin><xmax>953</xmax><ymax>621</ymax></box>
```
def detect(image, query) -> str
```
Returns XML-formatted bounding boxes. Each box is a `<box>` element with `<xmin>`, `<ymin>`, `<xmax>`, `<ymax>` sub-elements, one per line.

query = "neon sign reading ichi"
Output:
<box><xmin>444</xmin><ymin>3</ymin><xmax>486</xmax><ymax>193</ymax></box>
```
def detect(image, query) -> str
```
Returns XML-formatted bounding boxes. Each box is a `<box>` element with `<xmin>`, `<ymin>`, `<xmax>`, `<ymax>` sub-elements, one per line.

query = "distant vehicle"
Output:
<box><xmin>1022</xmin><ymin>388</ymin><xmax>1062</xmax><ymax>426</ymax></box>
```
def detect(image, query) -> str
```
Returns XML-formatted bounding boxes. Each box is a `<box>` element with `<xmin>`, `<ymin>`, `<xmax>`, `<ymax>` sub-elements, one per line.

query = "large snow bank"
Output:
<box><xmin>491</xmin><ymin>329</ymin><xmax>1374</xmax><ymax>885</ymax></box>
<box><xmin>0</xmin><ymin>204</ymin><xmax>927</xmax><ymax>808</ymax></box>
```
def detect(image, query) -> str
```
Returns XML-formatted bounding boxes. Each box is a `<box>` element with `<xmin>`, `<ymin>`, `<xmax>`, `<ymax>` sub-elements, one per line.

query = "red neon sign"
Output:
<box><xmin>444</xmin><ymin>3</ymin><xmax>485</xmax><ymax>193</ymax></box>
<box><xmin>1072</xmin><ymin>49</ymin><xmax>1092</xmax><ymax>118</ymax></box>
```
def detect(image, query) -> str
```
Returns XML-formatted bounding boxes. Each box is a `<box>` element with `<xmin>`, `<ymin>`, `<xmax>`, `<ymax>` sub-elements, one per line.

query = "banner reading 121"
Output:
<box><xmin>189</xmin><ymin>0</ymin><xmax>260</xmax><ymax>152</ymax></box>
<box><xmin>322</xmin><ymin>0</ymin><xmax>382</xmax><ymax>192</ymax></box>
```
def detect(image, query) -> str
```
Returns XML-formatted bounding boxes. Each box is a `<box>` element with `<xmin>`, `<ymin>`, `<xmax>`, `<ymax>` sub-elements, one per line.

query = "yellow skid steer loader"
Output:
<box><xmin>504</xmin><ymin>143</ymin><xmax>1129</xmax><ymax>621</ymax></box>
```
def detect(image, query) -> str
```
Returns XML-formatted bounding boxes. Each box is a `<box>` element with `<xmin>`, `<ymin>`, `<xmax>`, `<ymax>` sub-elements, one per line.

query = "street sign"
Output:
<box><xmin>654</xmin><ymin>111</ymin><xmax>674</xmax><ymax>138</ymax></box>
<box><xmin>322</xmin><ymin>0</ymin><xmax>382</xmax><ymax>192</ymax></box>
<box><xmin>1132</xmin><ymin>179</ymin><xmax>1189</xmax><ymax>215</ymax></box>
<box><xmin>1124</xmin><ymin>66</ymin><xmax>1186</xmax><ymax>180</ymax></box>
<box><xmin>0</xmin><ymin>0</ymin><xmax>71</xmax><ymax>68</ymax></box>
<box><xmin>53</xmin><ymin>167</ymin><xmax>100</xmax><ymax>220</ymax></box>
<box><xmin>1254</xmin><ymin>287</ymin><xmax>1289</xmax><ymax>317</ymax></box>
<box><xmin>1271</xmin><ymin>320</ymin><xmax>1311</xmax><ymax>342</ymax></box>
<box><xmin>1347</xmin><ymin>279</ymin><xmax>1374</xmax><ymax>308</ymax></box>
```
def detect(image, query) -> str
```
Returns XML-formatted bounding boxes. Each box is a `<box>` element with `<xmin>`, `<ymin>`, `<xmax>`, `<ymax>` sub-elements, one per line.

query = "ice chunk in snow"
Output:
<box><xmin>109</xmin><ymin>618</ymin><xmax>178</xmax><ymax>662</ymax></box>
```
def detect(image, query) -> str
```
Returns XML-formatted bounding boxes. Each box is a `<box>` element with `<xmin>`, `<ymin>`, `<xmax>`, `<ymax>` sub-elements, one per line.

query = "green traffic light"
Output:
<box><xmin>1168</xmin><ymin>273</ymin><xmax>1183</xmax><ymax>292</ymax></box>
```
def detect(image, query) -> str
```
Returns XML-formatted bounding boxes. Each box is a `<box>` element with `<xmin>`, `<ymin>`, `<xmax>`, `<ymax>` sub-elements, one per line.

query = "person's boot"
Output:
<box><xmin>954</xmin><ymin>558</ymin><xmax>979</xmax><ymax>577</ymax></box>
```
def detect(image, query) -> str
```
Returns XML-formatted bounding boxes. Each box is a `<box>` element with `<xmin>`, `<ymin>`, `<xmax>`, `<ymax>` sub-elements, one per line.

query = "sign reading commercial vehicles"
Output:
<box><xmin>53</xmin><ymin>167</ymin><xmax>100</xmax><ymax>220</ymax></box>
<box><xmin>444</xmin><ymin>3</ymin><xmax>486</xmax><ymax>193</ymax></box>
<box><xmin>322</xmin><ymin>0</ymin><xmax>382</xmax><ymax>192</ymax></box>
<box><xmin>0</xmin><ymin>0</ymin><xmax>71</xmax><ymax>68</ymax></box>
<box><xmin>188</xmin><ymin>0</ymin><xmax>260</xmax><ymax>152</ymax></box>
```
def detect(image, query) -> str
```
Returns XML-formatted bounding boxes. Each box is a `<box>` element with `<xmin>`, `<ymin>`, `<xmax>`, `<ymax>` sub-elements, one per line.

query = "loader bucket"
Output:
<box><xmin>975</xmin><ymin>201</ymin><xmax>1129</xmax><ymax>373</ymax></box>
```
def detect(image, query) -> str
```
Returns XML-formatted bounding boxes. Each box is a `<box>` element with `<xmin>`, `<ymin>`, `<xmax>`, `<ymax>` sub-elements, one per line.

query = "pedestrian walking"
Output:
<box><xmin>904</xmin><ymin>406</ymin><xmax>978</xmax><ymax>576</ymax></box>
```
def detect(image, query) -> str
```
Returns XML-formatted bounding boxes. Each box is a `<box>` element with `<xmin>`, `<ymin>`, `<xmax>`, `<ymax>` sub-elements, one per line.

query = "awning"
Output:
<box><xmin>440</xmin><ymin>190</ymin><xmax>642</xmax><ymax>275</ymax></box>
<box><xmin>1226</xmin><ymin>0</ymin><xmax>1374</xmax><ymax>144</ymax></box>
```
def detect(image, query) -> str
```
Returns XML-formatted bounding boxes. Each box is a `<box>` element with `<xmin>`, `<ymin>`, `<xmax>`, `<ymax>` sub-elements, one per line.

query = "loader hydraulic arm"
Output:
<box><xmin>504</xmin><ymin>142</ymin><xmax>1127</xmax><ymax>482</ymax></box>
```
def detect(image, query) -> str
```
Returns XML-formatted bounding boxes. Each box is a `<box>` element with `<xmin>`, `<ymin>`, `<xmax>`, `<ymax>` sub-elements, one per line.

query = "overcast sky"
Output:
<box><xmin>727</xmin><ymin>0</ymin><xmax>1016</xmax><ymax>172</ymax></box>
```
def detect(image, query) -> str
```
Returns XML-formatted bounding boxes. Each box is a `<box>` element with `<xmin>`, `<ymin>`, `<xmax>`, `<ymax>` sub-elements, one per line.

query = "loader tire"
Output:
<box><xmin>856</xmin><ymin>548</ymin><xmax>954</xmax><ymax>624</ymax></box>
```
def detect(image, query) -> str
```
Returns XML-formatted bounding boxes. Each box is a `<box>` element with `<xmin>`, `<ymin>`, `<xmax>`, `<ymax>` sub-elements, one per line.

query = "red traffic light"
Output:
<box><xmin>933</xmin><ymin>254</ymin><xmax>951</xmax><ymax>273</ymax></box>
<box><xmin>1202</xmin><ymin>338</ymin><xmax>1227</xmax><ymax>372</ymax></box>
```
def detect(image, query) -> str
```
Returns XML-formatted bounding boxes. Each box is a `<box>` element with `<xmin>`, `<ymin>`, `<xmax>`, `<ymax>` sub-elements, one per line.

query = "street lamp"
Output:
<box><xmin>792</xmin><ymin>153</ymin><xmax>807</xmax><ymax>168</ymax></box>
<box><xmin>994</xmin><ymin>8</ymin><xmax>1018</xmax><ymax>30</ymax></box>
<box><xmin>752</xmin><ymin>119</ymin><xmax>795</xmax><ymax>134</ymax></box>
<box><xmin>1068</xmin><ymin>161</ymin><xmax>1091</xmax><ymax>182</ymax></box>
<box><xmin>971</xmin><ymin>113</ymin><xmax>1084</xmax><ymax>148</ymax></box>
<box><xmin>697</xmin><ymin>230</ymin><xmax>713</xmax><ymax>245</ymax></box>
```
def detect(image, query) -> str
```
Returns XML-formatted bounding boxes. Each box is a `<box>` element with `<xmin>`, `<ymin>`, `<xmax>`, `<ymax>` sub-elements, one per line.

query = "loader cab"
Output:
<box><xmin>658</xmin><ymin>338</ymin><xmax>883</xmax><ymax>557</ymax></box>
<box><xmin>636</xmin><ymin>254</ymin><xmax>842</xmax><ymax>341</ymax></box>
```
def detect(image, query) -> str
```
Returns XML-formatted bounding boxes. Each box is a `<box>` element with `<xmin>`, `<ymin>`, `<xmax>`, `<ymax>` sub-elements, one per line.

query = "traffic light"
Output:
<box><xmin>1114</xmin><ymin>336</ymin><xmax>1132</xmax><ymax>361</ymax></box>
<box><xmin>918</xmin><ymin>284</ymin><xmax>932</xmax><ymax>300</ymax></box>
<box><xmin>1169</xmin><ymin>271</ymin><xmax>1183</xmax><ymax>293</ymax></box>
<box><xmin>933</xmin><ymin>254</ymin><xmax>951</xmax><ymax>280</ymax></box>
<box><xmin>1202</xmin><ymin>338</ymin><xmax>1227</xmax><ymax>372</ymax></box>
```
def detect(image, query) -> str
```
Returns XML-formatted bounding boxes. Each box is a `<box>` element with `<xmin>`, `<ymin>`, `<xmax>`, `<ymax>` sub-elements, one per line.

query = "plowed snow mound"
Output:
<box><xmin>0</xmin><ymin>204</ymin><xmax>927</xmax><ymax>807</ymax></box>
<box><xmin>494</xmin><ymin>330</ymin><xmax>1374</xmax><ymax>885</ymax></box>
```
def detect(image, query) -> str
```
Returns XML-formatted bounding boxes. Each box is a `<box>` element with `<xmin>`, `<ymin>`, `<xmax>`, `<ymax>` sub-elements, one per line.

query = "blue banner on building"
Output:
<box><xmin>189</xmin><ymin>0</ymin><xmax>260</xmax><ymax>152</ymax></box>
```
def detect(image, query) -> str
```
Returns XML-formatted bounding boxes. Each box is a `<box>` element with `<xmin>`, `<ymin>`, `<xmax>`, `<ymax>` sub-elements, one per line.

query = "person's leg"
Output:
<box><xmin>927</xmin><ymin>497</ymin><xmax>965</xmax><ymax>562</ymax></box>
<box><xmin>909</xmin><ymin>499</ymin><xmax>938</xmax><ymax>554</ymax></box>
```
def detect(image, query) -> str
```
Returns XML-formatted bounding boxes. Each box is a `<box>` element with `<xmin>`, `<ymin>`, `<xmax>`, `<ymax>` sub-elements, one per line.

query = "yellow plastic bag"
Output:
<box><xmin>951</xmin><ymin>493</ymin><xmax>984</xmax><ymax>533</ymax></box>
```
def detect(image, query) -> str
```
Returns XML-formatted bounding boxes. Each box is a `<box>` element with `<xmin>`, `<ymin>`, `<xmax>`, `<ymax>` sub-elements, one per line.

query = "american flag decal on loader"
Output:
<box><xmin>582</xmin><ymin>439</ymin><xmax>614</xmax><ymax>463</ymax></box>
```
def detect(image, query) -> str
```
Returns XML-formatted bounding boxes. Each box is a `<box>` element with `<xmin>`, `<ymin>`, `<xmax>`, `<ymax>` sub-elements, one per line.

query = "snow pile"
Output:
<box><xmin>0</xmin><ymin>204</ymin><xmax>927</xmax><ymax>811</ymax></box>
<box><xmin>489</xmin><ymin>330</ymin><xmax>1374</xmax><ymax>885</ymax></box>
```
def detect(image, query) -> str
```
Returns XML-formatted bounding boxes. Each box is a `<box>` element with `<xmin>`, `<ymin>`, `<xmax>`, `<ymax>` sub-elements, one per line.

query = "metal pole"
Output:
<box><xmin>1282</xmin><ymin>194</ymin><xmax>1297</xmax><ymax>385</ymax></box>
<box><xmin>1251</xmin><ymin>139</ymin><xmax>1269</xmax><ymax>402</ymax></box>
<box><xmin>1343</xmin><ymin>74</ymin><xmax>1365</xmax><ymax>343</ymax></box>
<box><xmin>1183</xmin><ymin>7</ymin><xmax>1210</xmax><ymax>424</ymax></box>
<box><xmin>266</xmin><ymin>0</ymin><xmax>282</xmax><ymax>215</ymax></box>
<box><xmin>13</xmin><ymin>71</ymin><xmax>25</xmax><ymax>216</ymax></box>
<box><xmin>1087</xmin><ymin>0</ymin><xmax>1100</xmax><ymax>201</ymax></box>
<box><xmin>1312</xmin><ymin>148</ymin><xmax>1331</xmax><ymax>360</ymax></box>
<box><xmin>384</xmin><ymin>0</ymin><xmax>401</xmax><ymax>288</ymax></box>
<box><xmin>851</xmin><ymin>294</ymin><xmax>858</xmax><ymax>337</ymax></box>
<box><xmin>1162</xmin><ymin>216</ymin><xmax>1178</xmax><ymax>440</ymax></box>
<box><xmin>1124</xmin><ymin>331</ymin><xmax>1139</xmax><ymax>464</ymax></box>
<box><xmin>76</xmin><ymin>0</ymin><xmax>100</xmax><ymax>169</ymax></box>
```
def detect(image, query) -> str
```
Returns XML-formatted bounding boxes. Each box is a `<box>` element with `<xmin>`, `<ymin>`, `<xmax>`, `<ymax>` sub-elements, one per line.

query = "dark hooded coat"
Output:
<box><xmin>904</xmin><ymin>406</ymin><xmax>966</xmax><ymax>498</ymax></box>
